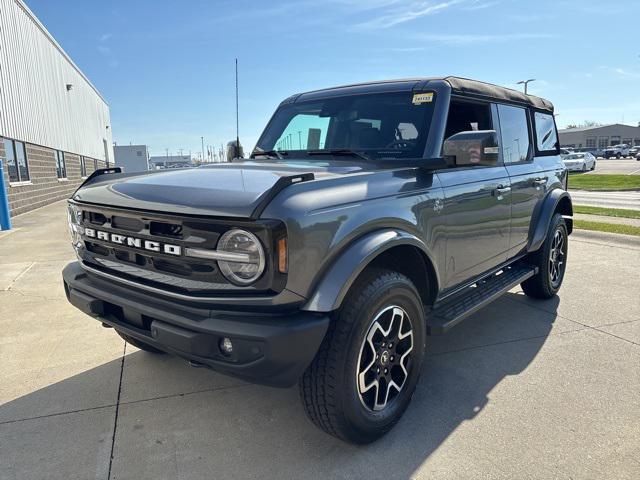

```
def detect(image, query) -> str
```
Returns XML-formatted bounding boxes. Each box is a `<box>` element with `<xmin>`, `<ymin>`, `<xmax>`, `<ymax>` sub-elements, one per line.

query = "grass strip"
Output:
<box><xmin>569</xmin><ymin>174</ymin><xmax>640</xmax><ymax>191</ymax></box>
<box><xmin>574</xmin><ymin>219</ymin><xmax>640</xmax><ymax>237</ymax></box>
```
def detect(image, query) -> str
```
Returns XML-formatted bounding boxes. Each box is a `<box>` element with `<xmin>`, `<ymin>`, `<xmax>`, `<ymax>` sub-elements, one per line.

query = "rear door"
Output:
<box><xmin>495</xmin><ymin>104</ymin><xmax>544</xmax><ymax>256</ymax></box>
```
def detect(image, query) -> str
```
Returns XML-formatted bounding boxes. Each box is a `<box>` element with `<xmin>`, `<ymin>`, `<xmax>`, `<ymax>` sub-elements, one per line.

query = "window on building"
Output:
<box><xmin>610</xmin><ymin>136</ymin><xmax>621</xmax><ymax>145</ymax></box>
<box><xmin>498</xmin><ymin>104</ymin><xmax>531</xmax><ymax>163</ymax></box>
<box><xmin>533</xmin><ymin>112</ymin><xmax>558</xmax><ymax>152</ymax></box>
<box><xmin>80</xmin><ymin>156</ymin><xmax>87</xmax><ymax>177</ymax></box>
<box><xmin>586</xmin><ymin>138</ymin><xmax>596</xmax><ymax>148</ymax></box>
<box><xmin>55</xmin><ymin>150</ymin><xmax>67</xmax><ymax>179</ymax></box>
<box><xmin>136</xmin><ymin>150</ymin><xmax>142</xmax><ymax>157</ymax></box>
<box><xmin>3</xmin><ymin>138</ymin><xmax>30</xmax><ymax>183</ymax></box>
<box><xmin>634</xmin><ymin>139</ymin><xmax>640</xmax><ymax>146</ymax></box>
<box><xmin>598</xmin><ymin>137</ymin><xmax>609</xmax><ymax>149</ymax></box>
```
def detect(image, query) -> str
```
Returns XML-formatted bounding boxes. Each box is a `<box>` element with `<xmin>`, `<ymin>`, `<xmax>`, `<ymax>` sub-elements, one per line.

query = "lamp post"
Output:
<box><xmin>517</xmin><ymin>78</ymin><xmax>536</xmax><ymax>94</ymax></box>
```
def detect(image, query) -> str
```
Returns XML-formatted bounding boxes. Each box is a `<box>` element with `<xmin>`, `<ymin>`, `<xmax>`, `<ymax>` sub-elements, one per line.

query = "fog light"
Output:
<box><xmin>219</xmin><ymin>337</ymin><xmax>233</xmax><ymax>356</ymax></box>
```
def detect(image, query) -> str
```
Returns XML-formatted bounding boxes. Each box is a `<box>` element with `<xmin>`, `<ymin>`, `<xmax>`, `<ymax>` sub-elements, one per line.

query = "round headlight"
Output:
<box><xmin>217</xmin><ymin>229</ymin><xmax>265</xmax><ymax>285</ymax></box>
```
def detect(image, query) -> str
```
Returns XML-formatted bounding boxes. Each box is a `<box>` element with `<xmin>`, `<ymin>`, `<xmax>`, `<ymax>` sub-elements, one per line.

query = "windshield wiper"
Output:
<box><xmin>250</xmin><ymin>150</ymin><xmax>288</xmax><ymax>159</ymax></box>
<box><xmin>306</xmin><ymin>149</ymin><xmax>372</xmax><ymax>162</ymax></box>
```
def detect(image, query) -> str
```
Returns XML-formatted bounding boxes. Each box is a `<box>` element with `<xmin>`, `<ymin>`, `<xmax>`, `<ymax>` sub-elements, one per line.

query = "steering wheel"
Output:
<box><xmin>384</xmin><ymin>140</ymin><xmax>415</xmax><ymax>150</ymax></box>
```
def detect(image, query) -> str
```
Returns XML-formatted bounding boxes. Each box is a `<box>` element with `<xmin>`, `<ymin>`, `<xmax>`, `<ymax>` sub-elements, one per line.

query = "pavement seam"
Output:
<box><xmin>3</xmin><ymin>261</ymin><xmax>35</xmax><ymax>291</ymax></box>
<box><xmin>503</xmin><ymin>295</ymin><xmax>639</xmax><ymax>343</ymax></box>
<box><xmin>118</xmin><ymin>383</ymin><xmax>252</xmax><ymax>408</ymax></box>
<box><xmin>107</xmin><ymin>342</ymin><xmax>126</xmax><ymax>480</ymax></box>
<box><xmin>0</xmin><ymin>382</ymin><xmax>250</xmax><ymax>426</ymax></box>
<box><xmin>427</xmin><ymin>326</ymin><xmax>588</xmax><ymax>357</ymax></box>
<box><xmin>0</xmin><ymin>403</ymin><xmax>116</xmax><ymax>425</ymax></box>
<box><xmin>563</xmin><ymin>320</ymin><xmax>640</xmax><ymax>348</ymax></box>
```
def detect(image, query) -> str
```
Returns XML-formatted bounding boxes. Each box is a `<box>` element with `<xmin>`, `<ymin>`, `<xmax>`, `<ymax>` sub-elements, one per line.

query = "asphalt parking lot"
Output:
<box><xmin>1</xmin><ymin>201</ymin><xmax>639</xmax><ymax>480</ymax></box>
<box><xmin>587</xmin><ymin>158</ymin><xmax>640</xmax><ymax>175</ymax></box>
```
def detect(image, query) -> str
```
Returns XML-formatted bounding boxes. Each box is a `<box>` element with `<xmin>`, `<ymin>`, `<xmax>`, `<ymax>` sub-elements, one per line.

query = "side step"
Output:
<box><xmin>426</xmin><ymin>264</ymin><xmax>537</xmax><ymax>335</ymax></box>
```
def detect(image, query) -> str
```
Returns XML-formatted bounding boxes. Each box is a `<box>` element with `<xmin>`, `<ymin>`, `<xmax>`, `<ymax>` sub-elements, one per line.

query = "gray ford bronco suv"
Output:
<box><xmin>63</xmin><ymin>77</ymin><xmax>572</xmax><ymax>443</ymax></box>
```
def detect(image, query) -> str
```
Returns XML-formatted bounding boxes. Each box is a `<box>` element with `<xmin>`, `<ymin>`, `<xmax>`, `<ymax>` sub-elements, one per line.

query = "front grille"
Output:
<box><xmin>73</xmin><ymin>203</ymin><xmax>281</xmax><ymax>296</ymax></box>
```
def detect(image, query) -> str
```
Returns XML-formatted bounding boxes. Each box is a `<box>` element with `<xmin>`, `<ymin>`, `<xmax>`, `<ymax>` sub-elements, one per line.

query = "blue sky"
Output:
<box><xmin>28</xmin><ymin>0</ymin><xmax>640</xmax><ymax>157</ymax></box>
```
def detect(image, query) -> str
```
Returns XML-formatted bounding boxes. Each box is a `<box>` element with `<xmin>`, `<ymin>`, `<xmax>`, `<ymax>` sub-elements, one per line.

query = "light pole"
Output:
<box><xmin>517</xmin><ymin>78</ymin><xmax>536</xmax><ymax>94</ymax></box>
<box><xmin>201</xmin><ymin>136</ymin><xmax>205</xmax><ymax>163</ymax></box>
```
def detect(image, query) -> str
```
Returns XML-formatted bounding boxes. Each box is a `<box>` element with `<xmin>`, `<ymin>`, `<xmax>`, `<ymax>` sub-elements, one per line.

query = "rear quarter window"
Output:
<box><xmin>534</xmin><ymin>112</ymin><xmax>559</xmax><ymax>153</ymax></box>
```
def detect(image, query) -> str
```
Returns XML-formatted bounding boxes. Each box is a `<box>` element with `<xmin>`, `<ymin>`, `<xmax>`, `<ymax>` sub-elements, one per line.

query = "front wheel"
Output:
<box><xmin>300</xmin><ymin>269</ymin><xmax>426</xmax><ymax>444</ymax></box>
<box><xmin>521</xmin><ymin>213</ymin><xmax>568</xmax><ymax>299</ymax></box>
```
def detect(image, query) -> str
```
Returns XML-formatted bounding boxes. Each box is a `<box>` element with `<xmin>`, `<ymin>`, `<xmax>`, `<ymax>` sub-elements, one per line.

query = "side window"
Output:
<box><xmin>444</xmin><ymin>100</ymin><xmax>492</xmax><ymax>141</ymax></box>
<box><xmin>80</xmin><ymin>155</ymin><xmax>87</xmax><ymax>177</ymax></box>
<box><xmin>534</xmin><ymin>111</ymin><xmax>558</xmax><ymax>152</ymax></box>
<box><xmin>3</xmin><ymin>139</ymin><xmax>30</xmax><ymax>183</ymax></box>
<box><xmin>497</xmin><ymin>104</ymin><xmax>531</xmax><ymax>164</ymax></box>
<box><xmin>4</xmin><ymin>138</ymin><xmax>19</xmax><ymax>183</ymax></box>
<box><xmin>55</xmin><ymin>150</ymin><xmax>67</xmax><ymax>179</ymax></box>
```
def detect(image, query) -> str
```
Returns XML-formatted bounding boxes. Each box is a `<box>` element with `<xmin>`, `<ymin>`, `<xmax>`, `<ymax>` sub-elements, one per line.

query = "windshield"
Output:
<box><xmin>254</xmin><ymin>91</ymin><xmax>435</xmax><ymax>160</ymax></box>
<box><xmin>565</xmin><ymin>154</ymin><xmax>584</xmax><ymax>159</ymax></box>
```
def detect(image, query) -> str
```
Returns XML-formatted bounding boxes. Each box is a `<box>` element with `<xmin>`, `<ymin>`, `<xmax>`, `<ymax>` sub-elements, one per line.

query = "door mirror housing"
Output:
<box><xmin>443</xmin><ymin>130</ymin><xmax>499</xmax><ymax>167</ymax></box>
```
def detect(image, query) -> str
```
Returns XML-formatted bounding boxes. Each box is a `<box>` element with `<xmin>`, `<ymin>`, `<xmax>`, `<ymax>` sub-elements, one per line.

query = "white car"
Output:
<box><xmin>562</xmin><ymin>152</ymin><xmax>596</xmax><ymax>172</ymax></box>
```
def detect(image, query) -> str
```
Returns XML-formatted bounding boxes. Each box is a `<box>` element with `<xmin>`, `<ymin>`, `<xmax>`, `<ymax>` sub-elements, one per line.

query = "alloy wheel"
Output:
<box><xmin>548</xmin><ymin>228</ymin><xmax>566</xmax><ymax>288</ymax></box>
<box><xmin>356</xmin><ymin>305</ymin><xmax>414</xmax><ymax>411</ymax></box>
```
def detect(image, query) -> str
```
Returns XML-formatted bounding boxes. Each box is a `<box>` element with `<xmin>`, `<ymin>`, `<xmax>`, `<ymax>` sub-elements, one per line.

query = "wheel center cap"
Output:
<box><xmin>380</xmin><ymin>350</ymin><xmax>390</xmax><ymax>366</ymax></box>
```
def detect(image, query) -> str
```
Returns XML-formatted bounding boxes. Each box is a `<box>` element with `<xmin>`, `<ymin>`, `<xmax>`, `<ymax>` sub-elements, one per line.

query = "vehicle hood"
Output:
<box><xmin>72</xmin><ymin>160</ymin><xmax>369</xmax><ymax>217</ymax></box>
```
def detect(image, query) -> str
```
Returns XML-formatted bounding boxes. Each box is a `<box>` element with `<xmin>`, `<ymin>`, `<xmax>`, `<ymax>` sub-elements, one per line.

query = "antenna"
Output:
<box><xmin>235</xmin><ymin>58</ymin><xmax>240</xmax><ymax>157</ymax></box>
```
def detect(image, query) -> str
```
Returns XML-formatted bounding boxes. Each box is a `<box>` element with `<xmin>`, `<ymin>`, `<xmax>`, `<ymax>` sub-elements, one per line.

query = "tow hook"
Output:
<box><xmin>188</xmin><ymin>360</ymin><xmax>205</xmax><ymax>368</ymax></box>
<box><xmin>101</xmin><ymin>323</ymin><xmax>113</xmax><ymax>328</ymax></box>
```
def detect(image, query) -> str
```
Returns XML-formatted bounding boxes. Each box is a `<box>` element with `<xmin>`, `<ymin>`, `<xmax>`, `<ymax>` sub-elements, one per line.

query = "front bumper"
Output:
<box><xmin>62</xmin><ymin>262</ymin><xmax>329</xmax><ymax>387</ymax></box>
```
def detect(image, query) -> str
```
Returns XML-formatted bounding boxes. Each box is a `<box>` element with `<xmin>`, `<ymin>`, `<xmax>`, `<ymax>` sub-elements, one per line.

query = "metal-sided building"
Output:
<box><xmin>0</xmin><ymin>0</ymin><xmax>113</xmax><ymax>218</ymax></box>
<box><xmin>114</xmin><ymin>145</ymin><xmax>150</xmax><ymax>173</ymax></box>
<box><xmin>558</xmin><ymin>124</ymin><xmax>640</xmax><ymax>150</ymax></box>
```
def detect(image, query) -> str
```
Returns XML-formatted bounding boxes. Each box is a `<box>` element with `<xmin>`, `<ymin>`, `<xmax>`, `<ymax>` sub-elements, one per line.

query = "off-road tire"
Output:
<box><xmin>521</xmin><ymin>213</ymin><xmax>568</xmax><ymax>299</ymax></box>
<box><xmin>299</xmin><ymin>268</ymin><xmax>426</xmax><ymax>444</ymax></box>
<box><xmin>116</xmin><ymin>331</ymin><xmax>166</xmax><ymax>354</ymax></box>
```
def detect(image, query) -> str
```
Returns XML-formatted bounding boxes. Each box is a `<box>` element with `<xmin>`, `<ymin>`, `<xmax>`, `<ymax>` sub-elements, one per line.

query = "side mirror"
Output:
<box><xmin>443</xmin><ymin>130</ymin><xmax>499</xmax><ymax>167</ymax></box>
<box><xmin>226</xmin><ymin>140</ymin><xmax>244</xmax><ymax>162</ymax></box>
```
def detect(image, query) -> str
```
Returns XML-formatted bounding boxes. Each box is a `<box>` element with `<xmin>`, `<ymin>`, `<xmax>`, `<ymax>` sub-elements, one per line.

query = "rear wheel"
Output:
<box><xmin>522</xmin><ymin>213</ymin><xmax>568</xmax><ymax>299</ymax></box>
<box><xmin>116</xmin><ymin>331</ymin><xmax>166</xmax><ymax>354</ymax></box>
<box><xmin>300</xmin><ymin>269</ymin><xmax>426</xmax><ymax>444</ymax></box>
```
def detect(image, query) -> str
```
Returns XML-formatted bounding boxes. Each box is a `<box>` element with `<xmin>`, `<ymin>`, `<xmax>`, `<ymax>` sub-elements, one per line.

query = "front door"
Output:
<box><xmin>437</xmin><ymin>166</ymin><xmax>511</xmax><ymax>289</ymax></box>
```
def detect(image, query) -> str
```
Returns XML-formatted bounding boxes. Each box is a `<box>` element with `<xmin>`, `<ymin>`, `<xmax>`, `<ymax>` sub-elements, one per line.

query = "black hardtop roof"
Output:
<box><xmin>287</xmin><ymin>76</ymin><xmax>554</xmax><ymax>112</ymax></box>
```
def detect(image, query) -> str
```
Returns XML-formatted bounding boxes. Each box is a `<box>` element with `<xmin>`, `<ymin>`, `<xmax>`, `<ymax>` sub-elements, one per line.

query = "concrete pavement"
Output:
<box><xmin>1</xmin><ymin>201</ymin><xmax>639</xmax><ymax>480</ymax></box>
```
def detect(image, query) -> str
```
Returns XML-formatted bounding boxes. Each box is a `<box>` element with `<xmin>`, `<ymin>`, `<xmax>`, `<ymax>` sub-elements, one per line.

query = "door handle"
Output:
<box><xmin>533</xmin><ymin>177</ymin><xmax>547</xmax><ymax>186</ymax></box>
<box><xmin>493</xmin><ymin>185</ymin><xmax>511</xmax><ymax>198</ymax></box>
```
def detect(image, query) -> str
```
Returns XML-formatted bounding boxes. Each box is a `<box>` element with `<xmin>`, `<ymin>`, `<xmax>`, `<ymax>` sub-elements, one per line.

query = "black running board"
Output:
<box><xmin>427</xmin><ymin>264</ymin><xmax>537</xmax><ymax>335</ymax></box>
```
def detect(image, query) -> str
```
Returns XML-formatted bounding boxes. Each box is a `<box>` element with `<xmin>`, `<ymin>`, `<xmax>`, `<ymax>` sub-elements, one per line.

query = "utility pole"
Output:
<box><xmin>517</xmin><ymin>78</ymin><xmax>536</xmax><ymax>94</ymax></box>
<box><xmin>201</xmin><ymin>136</ymin><xmax>205</xmax><ymax>163</ymax></box>
<box><xmin>236</xmin><ymin>58</ymin><xmax>240</xmax><ymax>157</ymax></box>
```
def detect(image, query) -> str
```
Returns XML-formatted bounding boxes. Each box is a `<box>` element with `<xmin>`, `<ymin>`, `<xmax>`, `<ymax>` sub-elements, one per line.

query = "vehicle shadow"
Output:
<box><xmin>1</xmin><ymin>293</ymin><xmax>560</xmax><ymax>479</ymax></box>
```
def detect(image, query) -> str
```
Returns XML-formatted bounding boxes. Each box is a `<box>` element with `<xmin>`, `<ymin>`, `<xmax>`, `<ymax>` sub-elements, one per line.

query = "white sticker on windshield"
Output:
<box><xmin>412</xmin><ymin>92</ymin><xmax>434</xmax><ymax>104</ymax></box>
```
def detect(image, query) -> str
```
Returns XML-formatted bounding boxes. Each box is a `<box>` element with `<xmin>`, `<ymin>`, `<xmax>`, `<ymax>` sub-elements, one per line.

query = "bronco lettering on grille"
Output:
<box><xmin>84</xmin><ymin>228</ymin><xmax>182</xmax><ymax>256</ymax></box>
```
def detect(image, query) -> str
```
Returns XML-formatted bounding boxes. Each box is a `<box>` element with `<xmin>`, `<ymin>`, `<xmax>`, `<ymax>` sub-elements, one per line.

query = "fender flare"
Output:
<box><xmin>527</xmin><ymin>189</ymin><xmax>573</xmax><ymax>252</ymax></box>
<box><xmin>302</xmin><ymin>229</ymin><xmax>438</xmax><ymax>313</ymax></box>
